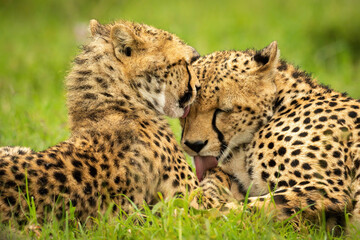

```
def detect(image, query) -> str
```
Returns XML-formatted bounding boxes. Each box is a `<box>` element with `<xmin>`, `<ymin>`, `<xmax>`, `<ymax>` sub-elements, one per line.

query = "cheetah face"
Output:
<box><xmin>89</xmin><ymin>20</ymin><xmax>200</xmax><ymax>118</ymax></box>
<box><xmin>181</xmin><ymin>42</ymin><xmax>279</xmax><ymax>181</ymax></box>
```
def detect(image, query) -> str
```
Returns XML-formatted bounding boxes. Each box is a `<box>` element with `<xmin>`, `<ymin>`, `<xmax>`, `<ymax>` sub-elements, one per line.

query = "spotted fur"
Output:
<box><xmin>0</xmin><ymin>19</ymin><xmax>230</xmax><ymax>224</ymax></box>
<box><xmin>181</xmin><ymin>41</ymin><xmax>360</xmax><ymax>230</ymax></box>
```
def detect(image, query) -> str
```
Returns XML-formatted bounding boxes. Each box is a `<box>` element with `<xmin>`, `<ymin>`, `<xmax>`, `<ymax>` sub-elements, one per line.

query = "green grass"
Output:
<box><xmin>1</xmin><ymin>0</ymin><xmax>360</xmax><ymax>238</ymax></box>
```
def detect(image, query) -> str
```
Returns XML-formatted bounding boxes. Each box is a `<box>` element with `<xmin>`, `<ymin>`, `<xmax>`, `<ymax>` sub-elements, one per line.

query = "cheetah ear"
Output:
<box><xmin>254</xmin><ymin>41</ymin><xmax>280</xmax><ymax>72</ymax></box>
<box><xmin>89</xmin><ymin>19</ymin><xmax>106</xmax><ymax>37</ymax></box>
<box><xmin>110</xmin><ymin>24</ymin><xmax>142</xmax><ymax>46</ymax></box>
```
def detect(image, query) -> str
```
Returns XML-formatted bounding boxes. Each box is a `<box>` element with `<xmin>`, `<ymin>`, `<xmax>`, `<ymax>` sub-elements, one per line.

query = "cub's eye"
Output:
<box><xmin>124</xmin><ymin>47</ymin><xmax>132</xmax><ymax>57</ymax></box>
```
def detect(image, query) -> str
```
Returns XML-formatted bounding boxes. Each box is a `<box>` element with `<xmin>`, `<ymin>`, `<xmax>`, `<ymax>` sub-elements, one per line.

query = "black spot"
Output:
<box><xmin>283</xmin><ymin>208</ymin><xmax>295</xmax><ymax>216</ymax></box>
<box><xmin>83</xmin><ymin>182</ymin><xmax>92</xmax><ymax>195</ymax></box>
<box><xmin>84</xmin><ymin>93</ymin><xmax>97</xmax><ymax>100</ymax></box>
<box><xmin>306</xmin><ymin>152</ymin><xmax>316</xmax><ymax>159</ymax></box>
<box><xmin>72</xmin><ymin>170</ymin><xmax>82</xmax><ymax>183</ymax></box>
<box><xmin>71</xmin><ymin>160</ymin><xmax>83</xmax><ymax>168</ymax></box>
<box><xmin>333</xmin><ymin>151</ymin><xmax>341</xmax><ymax>158</ymax></box>
<box><xmin>302</xmin><ymin>163</ymin><xmax>312</xmax><ymax>170</ymax></box>
<box><xmin>278</xmin><ymin>164</ymin><xmax>285</xmax><ymax>171</ymax></box>
<box><xmin>284</xmin><ymin>136</ymin><xmax>292</xmax><ymax>142</ymax></box>
<box><xmin>261</xmin><ymin>171</ymin><xmax>270</xmax><ymax>181</ymax></box>
<box><xmin>278</xmin><ymin>181</ymin><xmax>289</xmax><ymax>187</ymax></box>
<box><xmin>298</xmin><ymin>132</ymin><xmax>308</xmax><ymax>137</ymax></box>
<box><xmin>305</xmin><ymin>186</ymin><xmax>316</xmax><ymax>191</ymax></box>
<box><xmin>277</xmin><ymin>60</ymin><xmax>288</xmax><ymax>71</ymax></box>
<box><xmin>89</xmin><ymin>166</ymin><xmax>97</xmax><ymax>177</ymax></box>
<box><xmin>289</xmin><ymin>179</ymin><xmax>297</xmax><ymax>187</ymax></box>
<box><xmin>77</xmin><ymin>70</ymin><xmax>92</xmax><ymax>76</ymax></box>
<box><xmin>349</xmin><ymin>111</ymin><xmax>357</xmax><ymax>118</ymax></box>
<box><xmin>15</xmin><ymin>173</ymin><xmax>24</xmax><ymax>181</ymax></box>
<box><xmin>53</xmin><ymin>172</ymin><xmax>67</xmax><ymax>183</ymax></box>
<box><xmin>268</xmin><ymin>160</ymin><xmax>276</xmax><ymax>167</ymax></box>
<box><xmin>314</xmin><ymin>108</ymin><xmax>323</xmax><ymax>114</ymax></box>
<box><xmin>88</xmin><ymin>197</ymin><xmax>97</xmax><ymax>207</ymax></box>
<box><xmin>292</xmin><ymin>140</ymin><xmax>303</xmax><ymax>145</ymax></box>
<box><xmin>282</xmin><ymin>126</ymin><xmax>290</xmax><ymax>131</ymax></box>
<box><xmin>319</xmin><ymin>116</ymin><xmax>327</xmax><ymax>122</ymax></box>
<box><xmin>36</xmin><ymin>159</ymin><xmax>44</xmax><ymax>166</ymax></box>
<box><xmin>306</xmin><ymin>199</ymin><xmax>316</xmax><ymax>210</ymax></box>
<box><xmin>311</xmin><ymin>136</ymin><xmax>320</xmax><ymax>142</ymax></box>
<box><xmin>291</xmin><ymin>149</ymin><xmax>301</xmax><ymax>156</ymax></box>
<box><xmin>172</xmin><ymin>179</ymin><xmax>179</xmax><ymax>187</ymax></box>
<box><xmin>274</xmin><ymin>195</ymin><xmax>290</xmax><ymax>205</ymax></box>
<box><xmin>291</xmin><ymin>159</ymin><xmax>299</xmax><ymax>167</ymax></box>
<box><xmin>325</xmin><ymin>144</ymin><xmax>332</xmax><ymax>150</ymax></box>
<box><xmin>318</xmin><ymin>160</ymin><xmax>328</xmax><ymax>168</ymax></box>
<box><xmin>4</xmin><ymin>196</ymin><xmax>16</xmax><ymax>206</ymax></box>
<box><xmin>308</xmin><ymin>145</ymin><xmax>319</xmax><ymax>151</ymax></box>
<box><xmin>303</xmin><ymin>118</ymin><xmax>311</xmax><ymax>124</ymax></box>
<box><xmin>38</xmin><ymin>188</ymin><xmax>49</xmax><ymax>196</ymax></box>
<box><xmin>333</xmin><ymin>169</ymin><xmax>342</xmax><ymax>176</ymax></box>
<box><xmin>100</xmin><ymin>164</ymin><xmax>109</xmax><ymax>170</ymax></box>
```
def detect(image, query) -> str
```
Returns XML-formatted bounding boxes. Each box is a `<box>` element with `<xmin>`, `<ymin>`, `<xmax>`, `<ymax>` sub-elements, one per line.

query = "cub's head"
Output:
<box><xmin>180</xmin><ymin>42</ymin><xmax>279</xmax><ymax>181</ymax></box>
<box><xmin>67</xmin><ymin>19</ymin><xmax>200</xmax><ymax>126</ymax></box>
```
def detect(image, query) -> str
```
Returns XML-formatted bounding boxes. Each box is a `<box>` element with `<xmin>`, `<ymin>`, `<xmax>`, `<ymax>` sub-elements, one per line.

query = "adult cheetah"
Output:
<box><xmin>181</xmin><ymin>41</ymin><xmax>360</xmax><ymax>228</ymax></box>
<box><xmin>0</xmin><ymin>19</ymin><xmax>226</xmax><ymax>224</ymax></box>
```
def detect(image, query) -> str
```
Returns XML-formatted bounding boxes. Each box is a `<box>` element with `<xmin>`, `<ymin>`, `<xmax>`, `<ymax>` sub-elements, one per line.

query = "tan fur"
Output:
<box><xmin>0</xmin><ymin>19</ymin><xmax>231</xmax><ymax>224</ymax></box>
<box><xmin>182</xmin><ymin>42</ymin><xmax>360</xmax><ymax>231</ymax></box>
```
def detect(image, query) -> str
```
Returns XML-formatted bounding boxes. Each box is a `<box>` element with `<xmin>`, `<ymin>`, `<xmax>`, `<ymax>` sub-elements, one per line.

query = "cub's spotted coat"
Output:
<box><xmin>0</xmin><ymin>20</ymin><xmax>234</xmax><ymax>223</ymax></box>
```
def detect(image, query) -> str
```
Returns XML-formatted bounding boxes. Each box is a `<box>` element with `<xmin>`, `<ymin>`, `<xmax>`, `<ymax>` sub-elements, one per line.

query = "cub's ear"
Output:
<box><xmin>110</xmin><ymin>24</ymin><xmax>142</xmax><ymax>46</ymax></box>
<box><xmin>89</xmin><ymin>19</ymin><xmax>107</xmax><ymax>37</ymax></box>
<box><xmin>254</xmin><ymin>41</ymin><xmax>280</xmax><ymax>72</ymax></box>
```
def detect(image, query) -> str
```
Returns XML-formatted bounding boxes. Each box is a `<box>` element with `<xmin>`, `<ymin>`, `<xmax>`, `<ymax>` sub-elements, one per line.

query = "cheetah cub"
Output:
<box><xmin>0</xmin><ymin>19</ymin><xmax>206</xmax><ymax>223</ymax></box>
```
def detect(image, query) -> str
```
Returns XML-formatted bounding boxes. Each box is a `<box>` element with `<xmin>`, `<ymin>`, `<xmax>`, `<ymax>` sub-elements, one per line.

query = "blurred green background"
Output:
<box><xmin>0</xmin><ymin>0</ymin><xmax>359</xmax><ymax>151</ymax></box>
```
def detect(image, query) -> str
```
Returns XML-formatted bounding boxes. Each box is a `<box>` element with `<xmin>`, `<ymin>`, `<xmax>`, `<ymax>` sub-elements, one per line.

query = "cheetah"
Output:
<box><xmin>0</xmin><ymin>19</ymin><xmax>226</xmax><ymax>224</ymax></box>
<box><xmin>181</xmin><ymin>41</ymin><xmax>360</xmax><ymax>228</ymax></box>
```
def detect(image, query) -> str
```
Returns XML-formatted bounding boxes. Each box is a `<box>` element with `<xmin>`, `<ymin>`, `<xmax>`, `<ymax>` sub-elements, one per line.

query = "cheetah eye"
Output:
<box><xmin>217</xmin><ymin>108</ymin><xmax>232</xmax><ymax>113</ymax></box>
<box><xmin>190</xmin><ymin>55</ymin><xmax>200</xmax><ymax>64</ymax></box>
<box><xmin>124</xmin><ymin>47</ymin><xmax>132</xmax><ymax>57</ymax></box>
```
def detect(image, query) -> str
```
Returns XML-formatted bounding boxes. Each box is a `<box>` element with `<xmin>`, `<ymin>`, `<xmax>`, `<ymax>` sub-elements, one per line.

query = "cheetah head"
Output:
<box><xmin>181</xmin><ymin>42</ymin><xmax>280</xmax><ymax>181</ymax></box>
<box><xmin>93</xmin><ymin>20</ymin><xmax>200</xmax><ymax>118</ymax></box>
<box><xmin>67</xmin><ymin>20</ymin><xmax>200</xmax><ymax>128</ymax></box>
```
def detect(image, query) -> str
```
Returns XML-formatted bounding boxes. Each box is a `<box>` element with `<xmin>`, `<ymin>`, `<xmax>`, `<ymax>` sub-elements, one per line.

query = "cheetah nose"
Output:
<box><xmin>184</xmin><ymin>140</ymin><xmax>208</xmax><ymax>153</ymax></box>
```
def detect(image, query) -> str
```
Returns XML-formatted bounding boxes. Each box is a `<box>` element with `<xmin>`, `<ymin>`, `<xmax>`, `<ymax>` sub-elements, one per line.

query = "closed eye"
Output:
<box><xmin>217</xmin><ymin>108</ymin><xmax>232</xmax><ymax>113</ymax></box>
<box><xmin>190</xmin><ymin>55</ymin><xmax>200</xmax><ymax>64</ymax></box>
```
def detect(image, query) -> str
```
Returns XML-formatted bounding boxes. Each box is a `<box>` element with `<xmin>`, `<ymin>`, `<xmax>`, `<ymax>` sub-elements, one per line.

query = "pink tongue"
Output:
<box><xmin>181</xmin><ymin>105</ymin><xmax>190</xmax><ymax>118</ymax></box>
<box><xmin>194</xmin><ymin>156</ymin><xmax>218</xmax><ymax>182</ymax></box>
